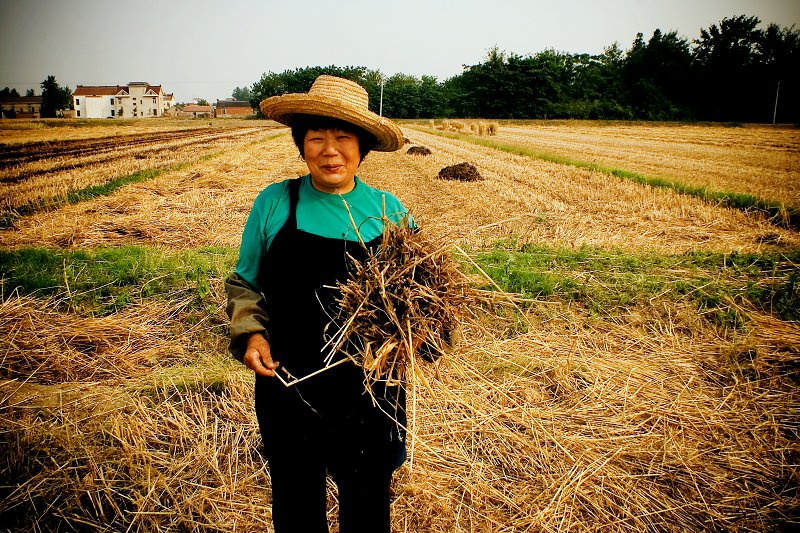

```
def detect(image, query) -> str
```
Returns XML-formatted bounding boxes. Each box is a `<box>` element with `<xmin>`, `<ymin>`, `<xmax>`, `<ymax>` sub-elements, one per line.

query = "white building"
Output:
<box><xmin>72</xmin><ymin>82</ymin><xmax>173</xmax><ymax>119</ymax></box>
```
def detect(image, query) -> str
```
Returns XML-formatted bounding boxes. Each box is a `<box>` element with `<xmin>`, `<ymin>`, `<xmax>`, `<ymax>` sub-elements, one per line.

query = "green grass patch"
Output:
<box><xmin>0</xmin><ymin>245</ymin><xmax>237</xmax><ymax>314</ymax></box>
<box><xmin>470</xmin><ymin>242</ymin><xmax>800</xmax><ymax>327</ymax></box>
<box><xmin>418</xmin><ymin>127</ymin><xmax>800</xmax><ymax>229</ymax></box>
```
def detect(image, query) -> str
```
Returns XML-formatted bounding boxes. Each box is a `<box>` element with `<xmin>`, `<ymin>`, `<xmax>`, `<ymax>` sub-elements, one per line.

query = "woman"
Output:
<box><xmin>225</xmin><ymin>75</ymin><xmax>409</xmax><ymax>533</ymax></box>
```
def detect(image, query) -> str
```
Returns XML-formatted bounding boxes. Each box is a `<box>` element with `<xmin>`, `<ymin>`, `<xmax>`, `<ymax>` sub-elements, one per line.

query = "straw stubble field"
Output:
<box><xmin>0</xmin><ymin>119</ymin><xmax>798</xmax><ymax>532</ymax></box>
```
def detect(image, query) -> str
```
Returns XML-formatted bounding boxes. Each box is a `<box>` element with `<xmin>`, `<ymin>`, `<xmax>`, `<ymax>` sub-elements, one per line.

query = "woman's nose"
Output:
<box><xmin>321</xmin><ymin>139</ymin><xmax>339</xmax><ymax>155</ymax></box>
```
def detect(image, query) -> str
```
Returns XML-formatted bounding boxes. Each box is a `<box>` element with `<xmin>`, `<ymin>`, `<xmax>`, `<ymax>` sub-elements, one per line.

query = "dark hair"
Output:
<box><xmin>290</xmin><ymin>114</ymin><xmax>376</xmax><ymax>162</ymax></box>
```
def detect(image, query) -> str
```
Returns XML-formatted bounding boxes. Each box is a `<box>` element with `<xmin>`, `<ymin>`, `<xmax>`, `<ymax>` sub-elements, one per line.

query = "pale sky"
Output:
<box><xmin>1</xmin><ymin>0</ymin><xmax>798</xmax><ymax>104</ymax></box>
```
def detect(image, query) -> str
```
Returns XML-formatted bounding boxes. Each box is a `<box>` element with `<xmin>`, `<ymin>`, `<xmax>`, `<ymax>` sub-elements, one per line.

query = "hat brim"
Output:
<box><xmin>260</xmin><ymin>93</ymin><xmax>404</xmax><ymax>152</ymax></box>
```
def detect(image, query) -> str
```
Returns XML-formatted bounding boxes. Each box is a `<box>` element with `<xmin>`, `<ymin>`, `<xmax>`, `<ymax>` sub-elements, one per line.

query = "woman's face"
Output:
<box><xmin>303</xmin><ymin>128</ymin><xmax>361</xmax><ymax>194</ymax></box>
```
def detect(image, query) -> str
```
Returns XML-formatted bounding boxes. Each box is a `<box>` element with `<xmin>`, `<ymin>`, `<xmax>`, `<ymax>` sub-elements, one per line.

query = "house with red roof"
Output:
<box><xmin>72</xmin><ymin>82</ymin><xmax>174</xmax><ymax>119</ymax></box>
<box><xmin>181</xmin><ymin>104</ymin><xmax>213</xmax><ymax>118</ymax></box>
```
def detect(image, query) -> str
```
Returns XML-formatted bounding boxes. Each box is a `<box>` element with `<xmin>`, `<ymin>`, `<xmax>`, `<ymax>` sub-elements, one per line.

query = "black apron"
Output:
<box><xmin>254</xmin><ymin>177</ymin><xmax>406</xmax><ymax>473</ymax></box>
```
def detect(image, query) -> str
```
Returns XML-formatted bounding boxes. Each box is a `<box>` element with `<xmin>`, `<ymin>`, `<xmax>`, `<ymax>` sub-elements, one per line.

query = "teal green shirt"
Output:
<box><xmin>235</xmin><ymin>174</ymin><xmax>411</xmax><ymax>292</ymax></box>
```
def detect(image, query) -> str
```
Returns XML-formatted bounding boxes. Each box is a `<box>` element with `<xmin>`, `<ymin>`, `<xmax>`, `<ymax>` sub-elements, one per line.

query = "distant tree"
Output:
<box><xmin>449</xmin><ymin>47</ymin><xmax>566</xmax><ymax>118</ymax></box>
<box><xmin>39</xmin><ymin>75</ymin><xmax>71</xmax><ymax>118</ymax></box>
<box><xmin>756</xmin><ymin>23</ymin><xmax>800</xmax><ymax>122</ymax></box>
<box><xmin>250</xmin><ymin>65</ymin><xmax>368</xmax><ymax>117</ymax></box>
<box><xmin>417</xmin><ymin>75</ymin><xmax>445</xmax><ymax>118</ymax></box>
<box><xmin>196</xmin><ymin>98</ymin><xmax>210</xmax><ymax>106</ymax></box>
<box><xmin>0</xmin><ymin>87</ymin><xmax>20</xmax><ymax>97</ymax></box>
<box><xmin>25</xmin><ymin>88</ymin><xmax>35</xmax><ymax>97</ymax></box>
<box><xmin>241</xmin><ymin>13</ymin><xmax>798</xmax><ymax>123</ymax></box>
<box><xmin>693</xmin><ymin>15</ymin><xmax>764</xmax><ymax>121</ymax></box>
<box><xmin>623</xmin><ymin>29</ymin><xmax>693</xmax><ymax>119</ymax></box>
<box><xmin>382</xmin><ymin>73</ymin><xmax>421</xmax><ymax>118</ymax></box>
<box><xmin>232</xmin><ymin>86</ymin><xmax>251</xmax><ymax>101</ymax></box>
<box><xmin>552</xmin><ymin>46</ymin><xmax>630</xmax><ymax>120</ymax></box>
<box><xmin>360</xmin><ymin>69</ymin><xmax>384</xmax><ymax>113</ymax></box>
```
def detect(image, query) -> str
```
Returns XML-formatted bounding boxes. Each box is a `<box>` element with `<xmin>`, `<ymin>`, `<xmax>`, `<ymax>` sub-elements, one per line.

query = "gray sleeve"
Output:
<box><xmin>224</xmin><ymin>272</ymin><xmax>271</xmax><ymax>362</ymax></box>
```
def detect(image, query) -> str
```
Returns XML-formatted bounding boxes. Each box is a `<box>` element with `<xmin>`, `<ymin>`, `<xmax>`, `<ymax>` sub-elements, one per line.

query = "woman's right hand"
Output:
<box><xmin>243</xmin><ymin>332</ymin><xmax>280</xmax><ymax>377</ymax></box>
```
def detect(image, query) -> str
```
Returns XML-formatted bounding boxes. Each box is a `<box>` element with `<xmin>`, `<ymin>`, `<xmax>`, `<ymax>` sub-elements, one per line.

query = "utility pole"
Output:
<box><xmin>773</xmin><ymin>80</ymin><xmax>780</xmax><ymax>124</ymax></box>
<box><xmin>379</xmin><ymin>75</ymin><xmax>384</xmax><ymax>117</ymax></box>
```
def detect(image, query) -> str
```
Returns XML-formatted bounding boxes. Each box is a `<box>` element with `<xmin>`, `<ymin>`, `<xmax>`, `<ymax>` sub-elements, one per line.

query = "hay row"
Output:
<box><xmin>5</xmin><ymin>130</ymin><xmax>796</xmax><ymax>254</ymax></box>
<box><xmin>0</xmin><ymin>135</ymin><xmax>300</xmax><ymax>250</ymax></box>
<box><xmin>491</xmin><ymin>123</ymin><xmax>800</xmax><ymax>207</ymax></box>
<box><xmin>0</xmin><ymin>127</ymin><xmax>267</xmax><ymax>212</ymax></box>
<box><xmin>0</xmin><ymin>119</ymin><xmax>259</xmax><ymax>145</ymax></box>
<box><xmin>438</xmin><ymin>119</ymin><xmax>499</xmax><ymax>136</ymax></box>
<box><xmin>384</xmin><ymin>129</ymin><xmax>800</xmax><ymax>252</ymax></box>
<box><xmin>0</xmin><ymin>293</ymin><xmax>192</xmax><ymax>384</ymax></box>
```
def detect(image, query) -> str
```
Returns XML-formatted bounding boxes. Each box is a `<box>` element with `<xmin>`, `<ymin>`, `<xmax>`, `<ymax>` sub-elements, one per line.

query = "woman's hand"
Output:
<box><xmin>243</xmin><ymin>332</ymin><xmax>279</xmax><ymax>377</ymax></box>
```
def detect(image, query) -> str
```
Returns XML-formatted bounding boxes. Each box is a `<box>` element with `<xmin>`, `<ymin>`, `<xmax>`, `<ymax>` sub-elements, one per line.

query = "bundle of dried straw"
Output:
<box><xmin>324</xmin><ymin>216</ymin><xmax>483</xmax><ymax>386</ymax></box>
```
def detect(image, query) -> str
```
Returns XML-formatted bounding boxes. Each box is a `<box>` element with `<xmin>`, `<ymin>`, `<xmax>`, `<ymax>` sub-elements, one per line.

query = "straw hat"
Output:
<box><xmin>259</xmin><ymin>75</ymin><xmax>404</xmax><ymax>152</ymax></box>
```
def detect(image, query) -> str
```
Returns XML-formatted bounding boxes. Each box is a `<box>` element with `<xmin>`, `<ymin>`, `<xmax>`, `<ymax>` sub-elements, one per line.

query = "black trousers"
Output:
<box><xmin>255</xmin><ymin>375</ymin><xmax>398</xmax><ymax>533</ymax></box>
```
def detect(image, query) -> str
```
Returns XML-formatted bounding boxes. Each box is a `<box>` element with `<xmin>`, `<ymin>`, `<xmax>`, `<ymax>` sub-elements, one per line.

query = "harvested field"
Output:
<box><xmin>1</xmin><ymin>119</ymin><xmax>798</xmax><ymax>532</ymax></box>
<box><xmin>0</xmin><ymin>123</ymin><xmax>278</xmax><ymax>217</ymax></box>
<box><xmin>0</xmin><ymin>118</ymin><xmax>262</xmax><ymax>144</ymax></box>
<box><xmin>367</xmin><ymin>129</ymin><xmax>800</xmax><ymax>252</ymax></box>
<box><xmin>0</xmin><ymin>131</ymin><xmax>300</xmax><ymax>249</ymax></box>
<box><xmin>440</xmin><ymin>121</ymin><xmax>800</xmax><ymax>208</ymax></box>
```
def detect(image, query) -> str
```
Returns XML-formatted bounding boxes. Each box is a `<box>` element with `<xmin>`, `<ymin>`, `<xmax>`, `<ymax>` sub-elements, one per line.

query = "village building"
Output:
<box><xmin>214</xmin><ymin>99</ymin><xmax>254</xmax><ymax>118</ymax></box>
<box><xmin>181</xmin><ymin>104</ymin><xmax>213</xmax><ymax>118</ymax></box>
<box><xmin>72</xmin><ymin>82</ymin><xmax>174</xmax><ymax>119</ymax></box>
<box><xmin>0</xmin><ymin>96</ymin><xmax>43</xmax><ymax>118</ymax></box>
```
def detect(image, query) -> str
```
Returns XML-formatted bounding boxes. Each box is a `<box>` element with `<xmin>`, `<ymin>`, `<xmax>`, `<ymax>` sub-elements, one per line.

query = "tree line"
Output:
<box><xmin>244</xmin><ymin>15</ymin><xmax>799</xmax><ymax>123</ymax></box>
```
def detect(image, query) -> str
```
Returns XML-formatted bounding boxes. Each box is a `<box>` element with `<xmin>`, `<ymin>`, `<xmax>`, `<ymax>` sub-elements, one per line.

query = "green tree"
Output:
<box><xmin>448</xmin><ymin>47</ymin><xmax>566</xmax><ymax>119</ymax></box>
<box><xmin>250</xmin><ymin>65</ymin><xmax>368</xmax><ymax>117</ymax></box>
<box><xmin>232</xmin><ymin>86</ymin><xmax>251</xmax><ymax>101</ymax></box>
<box><xmin>623</xmin><ymin>29</ymin><xmax>693</xmax><ymax>119</ymax></box>
<box><xmin>756</xmin><ymin>23</ymin><xmax>800</xmax><ymax>122</ymax></box>
<box><xmin>693</xmin><ymin>15</ymin><xmax>763</xmax><ymax>121</ymax></box>
<box><xmin>0</xmin><ymin>87</ymin><xmax>20</xmax><ymax>97</ymax></box>
<box><xmin>549</xmin><ymin>48</ymin><xmax>628</xmax><ymax>119</ymax></box>
<box><xmin>382</xmin><ymin>73</ymin><xmax>421</xmax><ymax>118</ymax></box>
<box><xmin>360</xmin><ymin>69</ymin><xmax>384</xmax><ymax>113</ymax></box>
<box><xmin>39</xmin><ymin>75</ymin><xmax>71</xmax><ymax>118</ymax></box>
<box><xmin>196</xmin><ymin>98</ymin><xmax>210</xmax><ymax>106</ymax></box>
<box><xmin>25</xmin><ymin>88</ymin><xmax>35</xmax><ymax>97</ymax></box>
<box><xmin>417</xmin><ymin>75</ymin><xmax>445</xmax><ymax>118</ymax></box>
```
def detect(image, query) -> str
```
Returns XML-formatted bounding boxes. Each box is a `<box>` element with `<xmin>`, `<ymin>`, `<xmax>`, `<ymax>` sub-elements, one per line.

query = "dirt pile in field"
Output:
<box><xmin>437</xmin><ymin>162</ymin><xmax>483</xmax><ymax>182</ymax></box>
<box><xmin>407</xmin><ymin>146</ymin><xmax>432</xmax><ymax>156</ymax></box>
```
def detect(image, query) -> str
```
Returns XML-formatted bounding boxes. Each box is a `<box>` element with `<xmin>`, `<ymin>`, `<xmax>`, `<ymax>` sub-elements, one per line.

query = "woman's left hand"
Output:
<box><xmin>243</xmin><ymin>332</ymin><xmax>280</xmax><ymax>377</ymax></box>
